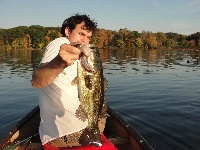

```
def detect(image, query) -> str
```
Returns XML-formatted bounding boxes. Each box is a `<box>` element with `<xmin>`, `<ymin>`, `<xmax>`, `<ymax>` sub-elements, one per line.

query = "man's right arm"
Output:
<box><xmin>31</xmin><ymin>55</ymin><xmax>67</xmax><ymax>88</ymax></box>
<box><xmin>32</xmin><ymin>44</ymin><xmax>81</xmax><ymax>88</ymax></box>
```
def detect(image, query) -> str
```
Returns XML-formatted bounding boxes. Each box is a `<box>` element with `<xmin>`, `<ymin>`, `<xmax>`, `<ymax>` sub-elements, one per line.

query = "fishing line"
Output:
<box><xmin>3</xmin><ymin>130</ymin><xmax>39</xmax><ymax>150</ymax></box>
<box><xmin>4</xmin><ymin>132</ymin><xmax>39</xmax><ymax>150</ymax></box>
<box><xmin>23</xmin><ymin>127</ymin><xmax>39</xmax><ymax>150</ymax></box>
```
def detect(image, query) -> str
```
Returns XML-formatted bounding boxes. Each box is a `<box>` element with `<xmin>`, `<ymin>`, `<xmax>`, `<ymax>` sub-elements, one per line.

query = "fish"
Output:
<box><xmin>72</xmin><ymin>44</ymin><xmax>107</xmax><ymax>147</ymax></box>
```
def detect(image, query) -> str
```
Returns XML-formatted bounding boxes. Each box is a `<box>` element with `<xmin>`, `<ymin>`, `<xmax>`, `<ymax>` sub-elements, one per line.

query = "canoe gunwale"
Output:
<box><xmin>0</xmin><ymin>106</ymin><xmax>40</xmax><ymax>149</ymax></box>
<box><xmin>0</xmin><ymin>106</ymin><xmax>153</xmax><ymax>150</ymax></box>
<box><xmin>107</xmin><ymin>106</ymin><xmax>153</xmax><ymax>150</ymax></box>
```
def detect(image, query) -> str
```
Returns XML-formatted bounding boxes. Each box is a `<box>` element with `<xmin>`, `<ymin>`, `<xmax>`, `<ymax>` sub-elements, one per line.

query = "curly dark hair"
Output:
<box><xmin>61</xmin><ymin>13</ymin><xmax>97</xmax><ymax>37</ymax></box>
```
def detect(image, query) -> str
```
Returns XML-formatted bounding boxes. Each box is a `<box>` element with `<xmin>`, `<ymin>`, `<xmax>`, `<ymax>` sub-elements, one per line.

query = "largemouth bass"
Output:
<box><xmin>72</xmin><ymin>44</ymin><xmax>107</xmax><ymax>147</ymax></box>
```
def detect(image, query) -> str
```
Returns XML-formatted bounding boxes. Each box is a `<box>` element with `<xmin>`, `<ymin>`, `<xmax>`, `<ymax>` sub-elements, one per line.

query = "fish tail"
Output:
<box><xmin>79</xmin><ymin>128</ymin><xmax>102</xmax><ymax>147</ymax></box>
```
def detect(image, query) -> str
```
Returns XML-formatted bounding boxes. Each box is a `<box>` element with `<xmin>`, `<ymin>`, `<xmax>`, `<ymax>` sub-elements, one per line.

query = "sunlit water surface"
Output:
<box><xmin>0</xmin><ymin>48</ymin><xmax>200</xmax><ymax>150</ymax></box>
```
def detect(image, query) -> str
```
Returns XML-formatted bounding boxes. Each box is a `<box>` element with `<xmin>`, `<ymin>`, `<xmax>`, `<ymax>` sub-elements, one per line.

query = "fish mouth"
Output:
<box><xmin>76</xmin><ymin>44</ymin><xmax>101</xmax><ymax>73</ymax></box>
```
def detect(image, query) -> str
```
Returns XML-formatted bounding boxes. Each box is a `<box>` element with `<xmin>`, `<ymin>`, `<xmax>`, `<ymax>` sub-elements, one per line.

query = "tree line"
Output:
<box><xmin>0</xmin><ymin>25</ymin><xmax>200</xmax><ymax>50</ymax></box>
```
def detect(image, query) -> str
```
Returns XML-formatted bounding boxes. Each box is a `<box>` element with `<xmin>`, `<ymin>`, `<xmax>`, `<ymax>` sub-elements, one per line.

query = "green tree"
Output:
<box><xmin>156</xmin><ymin>32</ymin><xmax>167</xmax><ymax>47</ymax></box>
<box><xmin>47</xmin><ymin>30</ymin><xmax>60</xmax><ymax>41</ymax></box>
<box><xmin>116</xmin><ymin>39</ymin><xmax>126</xmax><ymax>48</ymax></box>
<box><xmin>165</xmin><ymin>39</ymin><xmax>176</xmax><ymax>48</ymax></box>
<box><xmin>187</xmin><ymin>32</ymin><xmax>200</xmax><ymax>47</ymax></box>
<box><xmin>134</xmin><ymin>37</ymin><xmax>143</xmax><ymax>48</ymax></box>
<box><xmin>28</xmin><ymin>25</ymin><xmax>47</xmax><ymax>49</ymax></box>
<box><xmin>0</xmin><ymin>29</ymin><xmax>5</xmax><ymax>49</ymax></box>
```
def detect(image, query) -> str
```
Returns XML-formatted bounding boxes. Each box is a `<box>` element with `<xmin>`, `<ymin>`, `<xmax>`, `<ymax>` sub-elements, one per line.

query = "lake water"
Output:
<box><xmin>0</xmin><ymin>48</ymin><xmax>200</xmax><ymax>150</ymax></box>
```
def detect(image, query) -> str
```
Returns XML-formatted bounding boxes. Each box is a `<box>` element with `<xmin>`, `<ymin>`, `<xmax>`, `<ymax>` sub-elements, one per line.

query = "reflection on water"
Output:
<box><xmin>0</xmin><ymin>48</ymin><xmax>200</xmax><ymax>150</ymax></box>
<box><xmin>0</xmin><ymin>48</ymin><xmax>199</xmax><ymax>78</ymax></box>
<box><xmin>0</xmin><ymin>49</ymin><xmax>43</xmax><ymax>80</ymax></box>
<box><xmin>100</xmin><ymin>48</ymin><xmax>200</xmax><ymax>75</ymax></box>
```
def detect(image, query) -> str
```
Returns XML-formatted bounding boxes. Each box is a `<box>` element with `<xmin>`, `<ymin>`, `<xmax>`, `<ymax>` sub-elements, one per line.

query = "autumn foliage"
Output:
<box><xmin>0</xmin><ymin>26</ymin><xmax>199</xmax><ymax>50</ymax></box>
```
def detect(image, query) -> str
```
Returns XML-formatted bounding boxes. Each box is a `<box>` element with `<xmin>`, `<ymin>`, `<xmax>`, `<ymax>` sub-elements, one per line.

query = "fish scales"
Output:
<box><xmin>76</xmin><ymin>46</ymin><xmax>106</xmax><ymax>146</ymax></box>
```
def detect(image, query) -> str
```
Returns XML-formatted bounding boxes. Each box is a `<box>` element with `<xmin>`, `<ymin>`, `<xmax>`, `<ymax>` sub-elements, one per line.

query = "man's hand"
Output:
<box><xmin>59</xmin><ymin>44</ymin><xmax>81</xmax><ymax>66</ymax></box>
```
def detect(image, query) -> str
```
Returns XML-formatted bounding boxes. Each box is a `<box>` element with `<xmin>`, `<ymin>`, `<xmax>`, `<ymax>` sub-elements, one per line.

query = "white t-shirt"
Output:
<box><xmin>38</xmin><ymin>37</ymin><xmax>88</xmax><ymax>144</ymax></box>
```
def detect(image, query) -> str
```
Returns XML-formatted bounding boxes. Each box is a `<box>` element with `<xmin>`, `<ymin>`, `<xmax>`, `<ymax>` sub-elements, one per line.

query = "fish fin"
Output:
<box><xmin>79</xmin><ymin>128</ymin><xmax>102</xmax><ymax>147</ymax></box>
<box><xmin>71</xmin><ymin>76</ymin><xmax>78</xmax><ymax>86</ymax></box>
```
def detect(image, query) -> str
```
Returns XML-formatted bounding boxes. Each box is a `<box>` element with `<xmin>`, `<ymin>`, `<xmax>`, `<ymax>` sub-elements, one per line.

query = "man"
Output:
<box><xmin>32</xmin><ymin>14</ymin><xmax>106</xmax><ymax>147</ymax></box>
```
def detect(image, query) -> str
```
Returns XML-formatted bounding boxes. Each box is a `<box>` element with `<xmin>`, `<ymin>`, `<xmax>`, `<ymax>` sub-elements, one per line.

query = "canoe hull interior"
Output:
<box><xmin>0</xmin><ymin>106</ymin><xmax>153</xmax><ymax>150</ymax></box>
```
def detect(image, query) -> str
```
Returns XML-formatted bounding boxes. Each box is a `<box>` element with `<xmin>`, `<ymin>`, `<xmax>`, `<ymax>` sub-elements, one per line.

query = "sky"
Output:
<box><xmin>0</xmin><ymin>0</ymin><xmax>200</xmax><ymax>35</ymax></box>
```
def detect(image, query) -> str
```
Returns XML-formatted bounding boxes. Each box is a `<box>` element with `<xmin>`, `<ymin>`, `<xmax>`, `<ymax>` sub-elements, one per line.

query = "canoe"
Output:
<box><xmin>0</xmin><ymin>106</ymin><xmax>153</xmax><ymax>150</ymax></box>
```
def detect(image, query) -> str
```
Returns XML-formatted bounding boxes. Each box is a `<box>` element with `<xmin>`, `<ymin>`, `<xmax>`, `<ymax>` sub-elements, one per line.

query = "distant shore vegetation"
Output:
<box><xmin>0</xmin><ymin>25</ymin><xmax>199</xmax><ymax>50</ymax></box>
